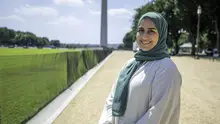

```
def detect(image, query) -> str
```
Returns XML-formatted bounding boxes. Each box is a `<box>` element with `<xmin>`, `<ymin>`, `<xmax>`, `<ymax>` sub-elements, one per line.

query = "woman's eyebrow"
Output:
<box><xmin>148</xmin><ymin>28</ymin><xmax>156</xmax><ymax>30</ymax></box>
<box><xmin>138</xmin><ymin>27</ymin><xmax>144</xmax><ymax>29</ymax></box>
<box><xmin>138</xmin><ymin>27</ymin><xmax>156</xmax><ymax>30</ymax></box>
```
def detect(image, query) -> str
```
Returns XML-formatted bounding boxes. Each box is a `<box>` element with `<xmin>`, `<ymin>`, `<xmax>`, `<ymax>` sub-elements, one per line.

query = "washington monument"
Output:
<box><xmin>100</xmin><ymin>0</ymin><xmax>107</xmax><ymax>48</ymax></box>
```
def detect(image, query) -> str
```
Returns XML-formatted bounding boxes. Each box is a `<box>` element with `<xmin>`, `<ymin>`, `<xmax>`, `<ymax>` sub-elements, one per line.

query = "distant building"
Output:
<box><xmin>133</xmin><ymin>41</ymin><xmax>139</xmax><ymax>52</ymax></box>
<box><xmin>107</xmin><ymin>44</ymin><xmax>121</xmax><ymax>49</ymax></box>
<box><xmin>179</xmin><ymin>42</ymin><xmax>197</xmax><ymax>53</ymax></box>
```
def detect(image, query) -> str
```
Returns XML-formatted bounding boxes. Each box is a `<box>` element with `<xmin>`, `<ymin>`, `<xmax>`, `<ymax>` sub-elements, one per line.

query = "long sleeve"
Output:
<box><xmin>136</xmin><ymin>65</ymin><xmax>182</xmax><ymax>124</ymax></box>
<box><xmin>99</xmin><ymin>58</ymin><xmax>135</xmax><ymax>124</ymax></box>
<box><xmin>99</xmin><ymin>81</ymin><xmax>117</xmax><ymax>124</ymax></box>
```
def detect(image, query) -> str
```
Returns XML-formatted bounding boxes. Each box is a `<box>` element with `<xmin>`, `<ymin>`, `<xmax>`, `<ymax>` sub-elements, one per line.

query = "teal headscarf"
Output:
<box><xmin>112</xmin><ymin>12</ymin><xmax>170</xmax><ymax>116</ymax></box>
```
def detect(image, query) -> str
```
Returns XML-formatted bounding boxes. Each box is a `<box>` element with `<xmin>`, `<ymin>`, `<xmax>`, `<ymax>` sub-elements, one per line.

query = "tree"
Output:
<box><xmin>50</xmin><ymin>40</ymin><xmax>60</xmax><ymax>47</ymax></box>
<box><xmin>8</xmin><ymin>29</ymin><xmax>16</xmax><ymax>45</ymax></box>
<box><xmin>122</xmin><ymin>30</ymin><xmax>135</xmax><ymax>49</ymax></box>
<box><xmin>25</xmin><ymin>32</ymin><xmax>38</xmax><ymax>46</ymax></box>
<box><xmin>0</xmin><ymin>27</ymin><xmax>14</xmax><ymax>45</ymax></box>
<box><xmin>14</xmin><ymin>31</ymin><xmax>25</xmax><ymax>46</ymax></box>
<box><xmin>167</xmin><ymin>34</ymin><xmax>173</xmax><ymax>48</ymax></box>
<box><xmin>0</xmin><ymin>27</ymin><xmax>60</xmax><ymax>47</ymax></box>
<box><xmin>129</xmin><ymin>0</ymin><xmax>220</xmax><ymax>55</ymax></box>
<box><xmin>175</xmin><ymin>0</ymin><xmax>220</xmax><ymax>55</ymax></box>
<box><xmin>42</xmin><ymin>37</ymin><xmax>50</xmax><ymax>46</ymax></box>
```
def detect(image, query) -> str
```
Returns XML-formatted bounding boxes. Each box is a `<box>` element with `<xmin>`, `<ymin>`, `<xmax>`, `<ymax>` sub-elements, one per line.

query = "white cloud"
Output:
<box><xmin>123</xmin><ymin>26</ymin><xmax>131</xmax><ymax>31</ymax></box>
<box><xmin>90</xmin><ymin>8</ymin><xmax>134</xmax><ymax>18</ymax></box>
<box><xmin>0</xmin><ymin>15</ymin><xmax>24</xmax><ymax>22</ymax></box>
<box><xmin>89</xmin><ymin>10</ymin><xmax>100</xmax><ymax>15</ymax></box>
<box><xmin>108</xmin><ymin>8</ymin><xmax>133</xmax><ymax>16</ymax></box>
<box><xmin>14</xmin><ymin>4</ymin><xmax>58</xmax><ymax>17</ymax></box>
<box><xmin>54</xmin><ymin>0</ymin><xmax>84</xmax><ymax>6</ymax></box>
<box><xmin>87</xmin><ymin>0</ymin><xmax>93</xmax><ymax>4</ymax></box>
<box><xmin>48</xmin><ymin>15</ymin><xmax>82</xmax><ymax>25</ymax></box>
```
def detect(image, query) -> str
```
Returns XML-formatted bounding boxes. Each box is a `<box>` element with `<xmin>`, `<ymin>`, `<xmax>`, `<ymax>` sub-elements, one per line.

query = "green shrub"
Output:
<box><xmin>66</xmin><ymin>51</ymin><xmax>87</xmax><ymax>87</ymax></box>
<box><xmin>82</xmin><ymin>50</ymin><xmax>98</xmax><ymax>70</ymax></box>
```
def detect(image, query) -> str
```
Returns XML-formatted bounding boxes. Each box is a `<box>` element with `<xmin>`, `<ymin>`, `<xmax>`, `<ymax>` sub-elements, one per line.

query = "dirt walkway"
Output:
<box><xmin>173</xmin><ymin>56</ymin><xmax>220</xmax><ymax>124</ymax></box>
<box><xmin>53</xmin><ymin>51</ymin><xmax>134</xmax><ymax>124</ymax></box>
<box><xmin>53</xmin><ymin>51</ymin><xmax>220</xmax><ymax>124</ymax></box>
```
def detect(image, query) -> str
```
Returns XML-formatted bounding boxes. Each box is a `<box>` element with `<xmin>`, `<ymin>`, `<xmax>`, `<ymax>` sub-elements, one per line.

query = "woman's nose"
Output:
<box><xmin>141</xmin><ymin>32</ymin><xmax>150</xmax><ymax>40</ymax></box>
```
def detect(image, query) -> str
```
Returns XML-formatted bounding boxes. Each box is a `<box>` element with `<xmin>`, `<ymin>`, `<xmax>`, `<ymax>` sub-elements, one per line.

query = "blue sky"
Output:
<box><xmin>0</xmin><ymin>0</ymin><xmax>148</xmax><ymax>44</ymax></box>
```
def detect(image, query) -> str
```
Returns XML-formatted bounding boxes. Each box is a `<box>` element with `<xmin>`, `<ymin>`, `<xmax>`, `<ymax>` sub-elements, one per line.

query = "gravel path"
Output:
<box><xmin>53</xmin><ymin>51</ymin><xmax>134</xmax><ymax>124</ymax></box>
<box><xmin>173</xmin><ymin>56</ymin><xmax>220</xmax><ymax>124</ymax></box>
<box><xmin>53</xmin><ymin>51</ymin><xmax>220</xmax><ymax>124</ymax></box>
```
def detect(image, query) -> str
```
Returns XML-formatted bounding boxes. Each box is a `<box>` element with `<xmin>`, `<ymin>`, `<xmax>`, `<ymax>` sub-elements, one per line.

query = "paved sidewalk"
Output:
<box><xmin>53</xmin><ymin>51</ymin><xmax>134</xmax><ymax>124</ymax></box>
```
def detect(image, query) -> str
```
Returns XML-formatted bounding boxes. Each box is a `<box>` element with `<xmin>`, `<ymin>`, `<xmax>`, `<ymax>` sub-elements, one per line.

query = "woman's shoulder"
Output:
<box><xmin>151</xmin><ymin>58</ymin><xmax>182</xmax><ymax>85</ymax></box>
<box><xmin>155</xmin><ymin>57</ymin><xmax>179</xmax><ymax>73</ymax></box>
<box><xmin>123</xmin><ymin>57</ymin><xmax>179</xmax><ymax>73</ymax></box>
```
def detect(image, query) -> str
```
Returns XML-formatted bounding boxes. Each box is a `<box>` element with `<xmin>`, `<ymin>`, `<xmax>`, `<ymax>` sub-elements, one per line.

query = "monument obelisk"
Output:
<box><xmin>100</xmin><ymin>0</ymin><xmax>107</xmax><ymax>48</ymax></box>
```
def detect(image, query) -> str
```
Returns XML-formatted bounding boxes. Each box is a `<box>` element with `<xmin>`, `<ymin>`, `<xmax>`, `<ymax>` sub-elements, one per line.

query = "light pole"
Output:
<box><xmin>196</xmin><ymin>5</ymin><xmax>202</xmax><ymax>59</ymax></box>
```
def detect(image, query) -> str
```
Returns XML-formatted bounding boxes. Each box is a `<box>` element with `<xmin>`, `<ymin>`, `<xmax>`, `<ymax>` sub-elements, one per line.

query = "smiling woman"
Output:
<box><xmin>99</xmin><ymin>12</ymin><xmax>182</xmax><ymax>124</ymax></box>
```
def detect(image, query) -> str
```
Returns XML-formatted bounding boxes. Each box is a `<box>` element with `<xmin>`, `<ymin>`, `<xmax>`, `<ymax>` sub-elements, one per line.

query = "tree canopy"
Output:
<box><xmin>123</xmin><ymin>0</ymin><xmax>220</xmax><ymax>55</ymax></box>
<box><xmin>0</xmin><ymin>27</ymin><xmax>60</xmax><ymax>48</ymax></box>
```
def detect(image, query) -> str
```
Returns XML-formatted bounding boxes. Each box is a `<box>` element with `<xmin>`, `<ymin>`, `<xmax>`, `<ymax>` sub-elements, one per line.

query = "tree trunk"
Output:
<box><xmin>214</xmin><ymin>18</ymin><xmax>219</xmax><ymax>53</ymax></box>
<box><xmin>174</xmin><ymin>36</ymin><xmax>179</xmax><ymax>55</ymax></box>
<box><xmin>218</xmin><ymin>28</ymin><xmax>220</xmax><ymax>54</ymax></box>
<box><xmin>190</xmin><ymin>32</ymin><xmax>196</xmax><ymax>56</ymax></box>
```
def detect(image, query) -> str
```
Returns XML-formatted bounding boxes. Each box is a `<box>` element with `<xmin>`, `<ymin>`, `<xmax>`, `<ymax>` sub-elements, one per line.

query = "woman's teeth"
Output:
<box><xmin>141</xmin><ymin>41</ymin><xmax>151</xmax><ymax>44</ymax></box>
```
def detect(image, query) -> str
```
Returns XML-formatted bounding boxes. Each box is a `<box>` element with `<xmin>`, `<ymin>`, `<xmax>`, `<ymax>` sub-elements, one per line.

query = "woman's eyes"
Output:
<box><xmin>138</xmin><ymin>29</ymin><xmax>155</xmax><ymax>35</ymax></box>
<box><xmin>147</xmin><ymin>30</ymin><xmax>155</xmax><ymax>33</ymax></box>
<box><xmin>138</xmin><ymin>29</ymin><xmax>144</xmax><ymax>32</ymax></box>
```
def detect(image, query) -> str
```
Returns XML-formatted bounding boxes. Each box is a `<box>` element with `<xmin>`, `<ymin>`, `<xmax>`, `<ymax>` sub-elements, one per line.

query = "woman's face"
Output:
<box><xmin>136</xmin><ymin>18</ymin><xmax>159</xmax><ymax>51</ymax></box>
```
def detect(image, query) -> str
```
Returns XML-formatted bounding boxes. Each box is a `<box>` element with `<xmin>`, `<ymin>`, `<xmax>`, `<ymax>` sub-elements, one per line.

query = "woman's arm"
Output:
<box><xmin>98</xmin><ymin>80</ymin><xmax>117</xmax><ymax>124</ymax></box>
<box><xmin>99</xmin><ymin>58</ymin><xmax>135</xmax><ymax>124</ymax></box>
<box><xmin>136</xmin><ymin>64</ymin><xmax>182</xmax><ymax>124</ymax></box>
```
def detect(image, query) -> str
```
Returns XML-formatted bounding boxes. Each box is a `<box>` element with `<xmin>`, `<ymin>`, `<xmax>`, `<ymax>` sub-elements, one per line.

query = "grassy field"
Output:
<box><xmin>0</xmin><ymin>48</ymin><xmax>77</xmax><ymax>55</ymax></box>
<box><xmin>0</xmin><ymin>48</ymin><xmax>78</xmax><ymax>124</ymax></box>
<box><xmin>0</xmin><ymin>52</ymin><xmax>68</xmax><ymax>124</ymax></box>
<box><xmin>0</xmin><ymin>48</ymin><xmax>110</xmax><ymax>124</ymax></box>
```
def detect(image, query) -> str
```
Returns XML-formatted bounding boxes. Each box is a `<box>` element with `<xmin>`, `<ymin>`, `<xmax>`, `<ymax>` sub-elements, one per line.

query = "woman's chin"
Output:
<box><xmin>140</xmin><ymin>48</ymin><xmax>150</xmax><ymax>51</ymax></box>
<box><xmin>139</xmin><ymin>47</ymin><xmax>151</xmax><ymax>51</ymax></box>
<box><xmin>137</xmin><ymin>44</ymin><xmax>152</xmax><ymax>51</ymax></box>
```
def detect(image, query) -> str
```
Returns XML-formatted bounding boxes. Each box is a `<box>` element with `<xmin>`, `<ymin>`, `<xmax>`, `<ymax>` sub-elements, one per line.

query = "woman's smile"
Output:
<box><xmin>140</xmin><ymin>40</ymin><xmax>152</xmax><ymax>45</ymax></box>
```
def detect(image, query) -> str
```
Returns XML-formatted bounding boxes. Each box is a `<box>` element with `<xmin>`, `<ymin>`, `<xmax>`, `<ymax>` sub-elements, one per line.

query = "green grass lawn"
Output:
<box><xmin>0</xmin><ymin>48</ymin><xmax>109</xmax><ymax>124</ymax></box>
<box><xmin>0</xmin><ymin>52</ymin><xmax>68</xmax><ymax>124</ymax></box>
<box><xmin>0</xmin><ymin>48</ymin><xmax>72</xmax><ymax>124</ymax></box>
<box><xmin>0</xmin><ymin>48</ymin><xmax>77</xmax><ymax>55</ymax></box>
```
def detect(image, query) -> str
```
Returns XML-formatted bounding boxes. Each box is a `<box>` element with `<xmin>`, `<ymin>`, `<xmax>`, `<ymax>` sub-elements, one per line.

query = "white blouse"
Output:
<box><xmin>99</xmin><ymin>57</ymin><xmax>182</xmax><ymax>124</ymax></box>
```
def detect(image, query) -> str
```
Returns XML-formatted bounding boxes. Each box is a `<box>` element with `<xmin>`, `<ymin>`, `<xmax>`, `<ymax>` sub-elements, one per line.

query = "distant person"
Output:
<box><xmin>212</xmin><ymin>48</ymin><xmax>219</xmax><ymax>61</ymax></box>
<box><xmin>99</xmin><ymin>12</ymin><xmax>182</xmax><ymax>124</ymax></box>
